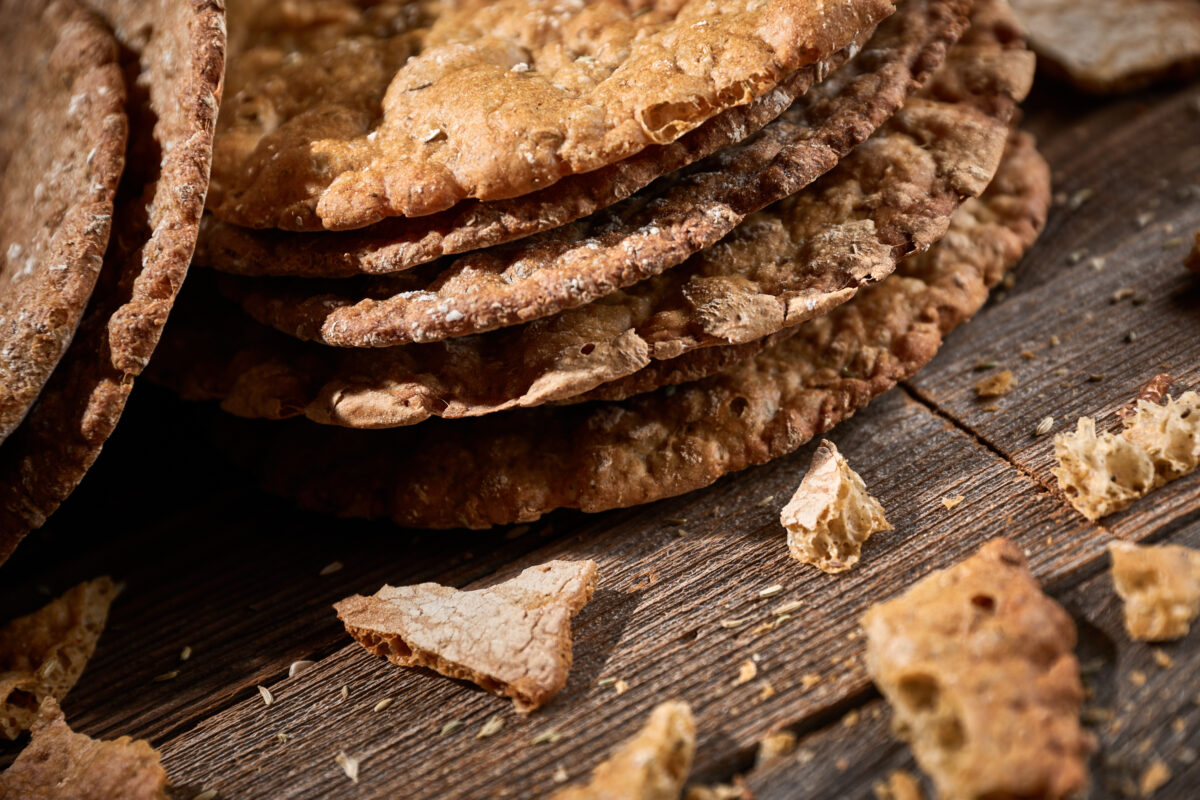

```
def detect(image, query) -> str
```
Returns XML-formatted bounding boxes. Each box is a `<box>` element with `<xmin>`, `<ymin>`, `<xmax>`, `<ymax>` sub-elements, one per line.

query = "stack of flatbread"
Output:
<box><xmin>154</xmin><ymin>0</ymin><xmax>1049</xmax><ymax>529</ymax></box>
<box><xmin>1</xmin><ymin>0</ymin><xmax>1053</xmax><ymax>543</ymax></box>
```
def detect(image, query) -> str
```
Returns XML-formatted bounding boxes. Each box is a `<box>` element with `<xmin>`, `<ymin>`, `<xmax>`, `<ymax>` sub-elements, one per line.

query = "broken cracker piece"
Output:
<box><xmin>0</xmin><ymin>697</ymin><xmax>167</xmax><ymax>799</ymax></box>
<box><xmin>335</xmin><ymin>560</ymin><xmax>597</xmax><ymax>712</ymax></box>
<box><xmin>0</xmin><ymin>577</ymin><xmax>116</xmax><ymax>739</ymax></box>
<box><xmin>781</xmin><ymin>440</ymin><xmax>892</xmax><ymax>574</ymax></box>
<box><xmin>550</xmin><ymin>700</ymin><xmax>694</xmax><ymax>800</ymax></box>
<box><xmin>1109</xmin><ymin>541</ymin><xmax>1200</xmax><ymax>642</ymax></box>
<box><xmin>863</xmin><ymin>539</ymin><xmax>1094</xmax><ymax>800</ymax></box>
<box><xmin>1053</xmin><ymin>389</ymin><xmax>1200</xmax><ymax>520</ymax></box>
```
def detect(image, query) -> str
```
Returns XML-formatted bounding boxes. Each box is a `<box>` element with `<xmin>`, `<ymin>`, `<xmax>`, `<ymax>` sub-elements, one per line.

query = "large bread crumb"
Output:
<box><xmin>1109</xmin><ymin>541</ymin><xmax>1200</xmax><ymax>641</ymax></box>
<box><xmin>551</xmin><ymin>701</ymin><xmax>694</xmax><ymax>800</ymax></box>
<box><xmin>862</xmin><ymin>539</ymin><xmax>1094</xmax><ymax>800</ymax></box>
<box><xmin>781</xmin><ymin>440</ymin><xmax>892</xmax><ymax>574</ymax></box>
<box><xmin>1052</xmin><ymin>389</ymin><xmax>1200</xmax><ymax>520</ymax></box>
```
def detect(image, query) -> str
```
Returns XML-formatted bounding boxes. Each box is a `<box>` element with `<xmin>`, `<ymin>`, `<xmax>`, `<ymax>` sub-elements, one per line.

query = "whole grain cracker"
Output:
<box><xmin>549</xmin><ymin>700</ymin><xmax>695</xmax><ymax>800</ymax></box>
<box><xmin>197</xmin><ymin>23</ymin><xmax>879</xmax><ymax>279</ymax></box>
<box><xmin>1009</xmin><ymin>0</ymin><xmax>1200</xmax><ymax>93</ymax></box>
<box><xmin>209</xmin><ymin>0</ymin><xmax>896</xmax><ymax>231</ymax></box>
<box><xmin>1109</xmin><ymin>541</ymin><xmax>1200</xmax><ymax>642</ymax></box>
<box><xmin>862</xmin><ymin>539</ymin><xmax>1094</xmax><ymax>800</ymax></box>
<box><xmin>0</xmin><ymin>0</ymin><xmax>127</xmax><ymax>444</ymax></box>
<box><xmin>162</xmin><ymin>0</ymin><xmax>1029</xmax><ymax>429</ymax></box>
<box><xmin>215</xmin><ymin>129</ymin><xmax>1051</xmax><ymax>528</ymax></box>
<box><xmin>0</xmin><ymin>577</ymin><xmax>116</xmax><ymax>739</ymax></box>
<box><xmin>335</xmin><ymin>560</ymin><xmax>597</xmax><ymax>712</ymax></box>
<box><xmin>781</xmin><ymin>440</ymin><xmax>892</xmax><ymax>574</ymax></box>
<box><xmin>0</xmin><ymin>0</ymin><xmax>226</xmax><ymax>562</ymax></box>
<box><xmin>0</xmin><ymin>698</ymin><xmax>168</xmax><ymax>799</ymax></box>
<box><xmin>220</xmin><ymin>0</ymin><xmax>977</xmax><ymax>347</ymax></box>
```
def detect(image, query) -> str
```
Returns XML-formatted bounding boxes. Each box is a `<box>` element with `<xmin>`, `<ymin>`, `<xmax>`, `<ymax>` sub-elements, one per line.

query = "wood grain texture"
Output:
<box><xmin>0</xmin><ymin>79</ymin><xmax>1198</xmax><ymax>798</ymax></box>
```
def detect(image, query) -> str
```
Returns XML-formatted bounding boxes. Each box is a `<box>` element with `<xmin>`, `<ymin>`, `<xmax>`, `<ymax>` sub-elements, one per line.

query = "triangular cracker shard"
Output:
<box><xmin>335</xmin><ymin>560</ymin><xmax>597</xmax><ymax>712</ymax></box>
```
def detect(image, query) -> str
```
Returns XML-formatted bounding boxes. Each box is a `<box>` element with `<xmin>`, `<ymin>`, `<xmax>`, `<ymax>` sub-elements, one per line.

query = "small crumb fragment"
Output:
<box><xmin>756</xmin><ymin>730</ymin><xmax>797</xmax><ymax>766</ymax></box>
<box><xmin>1152</xmin><ymin>650</ymin><xmax>1173</xmax><ymax>669</ymax></box>
<box><xmin>335</xmin><ymin>750</ymin><xmax>360</xmax><ymax>783</ymax></box>
<box><xmin>734</xmin><ymin>659</ymin><xmax>758</xmax><ymax>686</ymax></box>
<box><xmin>1067</xmin><ymin>188</ymin><xmax>1093</xmax><ymax>210</ymax></box>
<box><xmin>552</xmin><ymin>704</ymin><xmax>692</xmax><ymax>798</ymax></box>
<box><xmin>874</xmin><ymin>770</ymin><xmax>924</xmax><ymax>800</ymax></box>
<box><xmin>842</xmin><ymin>708</ymin><xmax>861</xmax><ymax>727</ymax></box>
<box><xmin>1139</xmin><ymin>759</ymin><xmax>1171</xmax><ymax>796</ymax></box>
<box><xmin>1053</xmin><ymin>390</ymin><xmax>1200</xmax><ymax>520</ymax></box>
<box><xmin>180</xmin><ymin>646</ymin><xmax>192</xmax><ymax>662</ymax></box>
<box><xmin>288</xmin><ymin>660</ymin><xmax>315</xmax><ymax>678</ymax></box>
<box><xmin>257</xmin><ymin>685</ymin><xmax>274</xmax><ymax>706</ymax></box>
<box><xmin>477</xmin><ymin>714</ymin><xmax>505</xmax><ymax>738</ymax></box>
<box><xmin>1130</xmin><ymin>669</ymin><xmax>1148</xmax><ymax>687</ymax></box>
<box><xmin>1111</xmin><ymin>288</ymin><xmax>1136</xmax><ymax>303</ymax></box>
<box><xmin>1110</xmin><ymin>542</ymin><xmax>1200</xmax><ymax>641</ymax></box>
<box><xmin>800</xmin><ymin>673</ymin><xmax>821</xmax><ymax>691</ymax></box>
<box><xmin>319</xmin><ymin>561</ymin><xmax>343</xmax><ymax>576</ymax></box>
<box><xmin>340</xmin><ymin>684</ymin><xmax>349</xmax><ymax>700</ymax></box>
<box><xmin>975</xmin><ymin>370</ymin><xmax>1016</xmax><ymax>398</ymax></box>
<box><xmin>1049</xmin><ymin>334</ymin><xmax>1061</xmax><ymax>347</ymax></box>
<box><xmin>153</xmin><ymin>670</ymin><xmax>179</xmax><ymax>683</ymax></box>
<box><xmin>373</xmin><ymin>697</ymin><xmax>394</xmax><ymax>712</ymax></box>
<box><xmin>781</xmin><ymin>440</ymin><xmax>891</xmax><ymax>574</ymax></box>
<box><xmin>614</xmin><ymin>679</ymin><xmax>629</xmax><ymax>695</ymax></box>
<box><xmin>941</xmin><ymin>495</ymin><xmax>964</xmax><ymax>511</ymax></box>
<box><xmin>758</xmin><ymin>681</ymin><xmax>776</xmax><ymax>701</ymax></box>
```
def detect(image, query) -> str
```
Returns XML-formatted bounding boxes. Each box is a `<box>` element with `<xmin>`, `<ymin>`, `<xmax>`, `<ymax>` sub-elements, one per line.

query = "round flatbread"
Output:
<box><xmin>209</xmin><ymin>0</ymin><xmax>896</xmax><ymax>231</ymax></box>
<box><xmin>156</xmin><ymin>0</ymin><xmax>1033</xmax><ymax>430</ymax></box>
<box><xmin>0</xmin><ymin>0</ymin><xmax>226</xmax><ymax>563</ymax></box>
<box><xmin>222</xmin><ymin>0</ymin><xmax>972</xmax><ymax>348</ymax></box>
<box><xmin>213</xmin><ymin>129</ymin><xmax>1051</xmax><ymax>528</ymax></box>
<box><xmin>0</xmin><ymin>0</ymin><xmax>127</xmax><ymax>444</ymax></box>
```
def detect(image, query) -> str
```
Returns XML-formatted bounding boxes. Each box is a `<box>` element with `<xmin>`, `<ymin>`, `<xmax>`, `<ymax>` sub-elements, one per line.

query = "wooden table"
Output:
<box><xmin>3</xmin><ymin>76</ymin><xmax>1199</xmax><ymax>799</ymax></box>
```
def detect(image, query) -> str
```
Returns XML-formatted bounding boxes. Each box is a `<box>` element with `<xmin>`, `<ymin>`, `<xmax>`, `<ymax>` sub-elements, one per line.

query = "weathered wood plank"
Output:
<box><xmin>905</xmin><ymin>79</ymin><xmax>1200</xmax><ymax>540</ymax></box>
<box><xmin>152</xmin><ymin>390</ymin><xmax>1106</xmax><ymax>798</ymax></box>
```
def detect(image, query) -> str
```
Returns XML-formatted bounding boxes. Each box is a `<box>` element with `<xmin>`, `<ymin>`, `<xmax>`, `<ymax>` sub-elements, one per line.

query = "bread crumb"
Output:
<box><xmin>781</xmin><ymin>440</ymin><xmax>891</xmax><ymax>574</ymax></box>
<box><xmin>873</xmin><ymin>770</ymin><xmax>924</xmax><ymax>800</ymax></box>
<box><xmin>1110</xmin><ymin>542</ymin><xmax>1200</xmax><ymax>641</ymax></box>
<box><xmin>1139</xmin><ymin>759</ymin><xmax>1171</xmax><ymax>796</ymax></box>
<box><xmin>735</xmin><ymin>660</ymin><xmax>758</xmax><ymax>686</ymax></box>
<box><xmin>1129</xmin><ymin>669</ymin><xmax>1148</xmax><ymax>687</ymax></box>
<box><xmin>756</xmin><ymin>731</ymin><xmax>796</xmax><ymax>766</ymax></box>
<box><xmin>335</xmin><ymin>750</ymin><xmax>360</xmax><ymax>783</ymax></box>
<box><xmin>975</xmin><ymin>370</ymin><xmax>1017</xmax><ymax>398</ymax></box>
<box><xmin>1052</xmin><ymin>390</ymin><xmax>1200</xmax><ymax>520</ymax></box>
<box><xmin>800</xmin><ymin>673</ymin><xmax>821</xmax><ymax>691</ymax></box>
<box><xmin>1152</xmin><ymin>649</ymin><xmax>1173</xmax><ymax>669</ymax></box>
<box><xmin>941</xmin><ymin>495</ymin><xmax>964</xmax><ymax>510</ymax></box>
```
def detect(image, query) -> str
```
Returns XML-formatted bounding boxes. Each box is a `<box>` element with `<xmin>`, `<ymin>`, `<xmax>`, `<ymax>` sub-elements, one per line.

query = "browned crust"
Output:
<box><xmin>220</xmin><ymin>0</ymin><xmax>973</xmax><ymax>347</ymax></box>
<box><xmin>209</xmin><ymin>0</ymin><xmax>897</xmax><ymax>231</ymax></box>
<box><xmin>1010</xmin><ymin>0</ymin><xmax>1200</xmax><ymax>93</ymax></box>
<box><xmin>0</xmin><ymin>698</ymin><xmax>169</xmax><ymax>800</ymax></box>
<box><xmin>862</xmin><ymin>539</ymin><xmax>1094</xmax><ymax>800</ymax></box>
<box><xmin>0</xmin><ymin>0</ymin><xmax>226</xmax><ymax>563</ymax></box>
<box><xmin>0</xmin><ymin>0</ymin><xmax>127</xmax><ymax>443</ymax></box>
<box><xmin>212</xmin><ymin>129</ymin><xmax>1051</xmax><ymax>528</ymax></box>
<box><xmin>158</xmin><ymin>2</ymin><xmax>1032</xmax><ymax>431</ymax></box>
<box><xmin>197</xmin><ymin>27</ymin><xmax>877</xmax><ymax>280</ymax></box>
<box><xmin>335</xmin><ymin>560</ymin><xmax>597</xmax><ymax>712</ymax></box>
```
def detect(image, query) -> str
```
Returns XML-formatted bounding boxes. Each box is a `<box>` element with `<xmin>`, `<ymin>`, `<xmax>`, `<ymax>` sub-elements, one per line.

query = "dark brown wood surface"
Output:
<box><xmin>2</xmin><ymin>74</ymin><xmax>1199</xmax><ymax>799</ymax></box>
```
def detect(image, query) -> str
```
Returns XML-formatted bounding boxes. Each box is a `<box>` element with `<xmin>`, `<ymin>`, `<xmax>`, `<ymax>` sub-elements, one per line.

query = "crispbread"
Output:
<box><xmin>158</xmin><ymin>3</ymin><xmax>1031</xmax><ymax>430</ymax></box>
<box><xmin>221</xmin><ymin>0</ymin><xmax>972</xmax><ymax>347</ymax></box>
<box><xmin>1010</xmin><ymin>0</ymin><xmax>1200</xmax><ymax>93</ymax></box>
<box><xmin>0</xmin><ymin>0</ymin><xmax>126</xmax><ymax>444</ymax></box>
<box><xmin>0</xmin><ymin>0</ymin><xmax>226</xmax><ymax>562</ymax></box>
<box><xmin>214</xmin><ymin>129</ymin><xmax>1050</xmax><ymax>528</ymax></box>
<box><xmin>209</xmin><ymin>0</ymin><xmax>897</xmax><ymax>231</ymax></box>
<box><xmin>197</xmin><ymin>26</ymin><xmax>877</xmax><ymax>280</ymax></box>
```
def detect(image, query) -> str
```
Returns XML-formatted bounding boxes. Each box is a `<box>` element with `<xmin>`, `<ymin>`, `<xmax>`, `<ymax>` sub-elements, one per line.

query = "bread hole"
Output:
<box><xmin>432</xmin><ymin>397</ymin><xmax>449</xmax><ymax>413</ymax></box>
<box><xmin>970</xmin><ymin>594</ymin><xmax>995</xmax><ymax>612</ymax></box>
<box><xmin>897</xmin><ymin>673</ymin><xmax>940</xmax><ymax>712</ymax></box>
<box><xmin>579</xmin><ymin>342</ymin><xmax>596</xmax><ymax>356</ymax></box>
<box><xmin>4</xmin><ymin>689</ymin><xmax>38</xmax><ymax>713</ymax></box>
<box><xmin>731</xmin><ymin>396</ymin><xmax>749</xmax><ymax>416</ymax></box>
<box><xmin>935</xmin><ymin>715</ymin><xmax>966</xmax><ymax>750</ymax></box>
<box><xmin>387</xmin><ymin>637</ymin><xmax>413</xmax><ymax>660</ymax></box>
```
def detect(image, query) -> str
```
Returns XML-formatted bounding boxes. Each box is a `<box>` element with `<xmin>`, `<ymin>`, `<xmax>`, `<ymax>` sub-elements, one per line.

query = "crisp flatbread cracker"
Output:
<box><xmin>335</xmin><ymin>560</ymin><xmax>597</xmax><ymax>712</ymax></box>
<box><xmin>159</xmin><ymin>6</ymin><xmax>1030</xmax><ymax>430</ymax></box>
<box><xmin>209</xmin><ymin>0</ymin><xmax>896</xmax><ymax>231</ymax></box>
<box><xmin>0</xmin><ymin>577</ymin><xmax>116</xmax><ymax>740</ymax></box>
<box><xmin>214</xmin><ymin>130</ymin><xmax>1050</xmax><ymax>528</ymax></box>
<box><xmin>0</xmin><ymin>0</ymin><xmax>226</xmax><ymax>563</ymax></box>
<box><xmin>1010</xmin><ymin>0</ymin><xmax>1200</xmax><ymax>93</ymax></box>
<box><xmin>221</xmin><ymin>0</ymin><xmax>973</xmax><ymax>347</ymax></box>
<box><xmin>0</xmin><ymin>698</ymin><xmax>168</xmax><ymax>800</ymax></box>
<box><xmin>862</xmin><ymin>539</ymin><xmax>1094</xmax><ymax>800</ymax></box>
<box><xmin>197</xmin><ymin>24</ymin><xmax>879</xmax><ymax>280</ymax></box>
<box><xmin>1109</xmin><ymin>541</ymin><xmax>1200</xmax><ymax>642</ymax></box>
<box><xmin>0</xmin><ymin>0</ymin><xmax>126</xmax><ymax>444</ymax></box>
<box><xmin>550</xmin><ymin>701</ymin><xmax>695</xmax><ymax>800</ymax></box>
